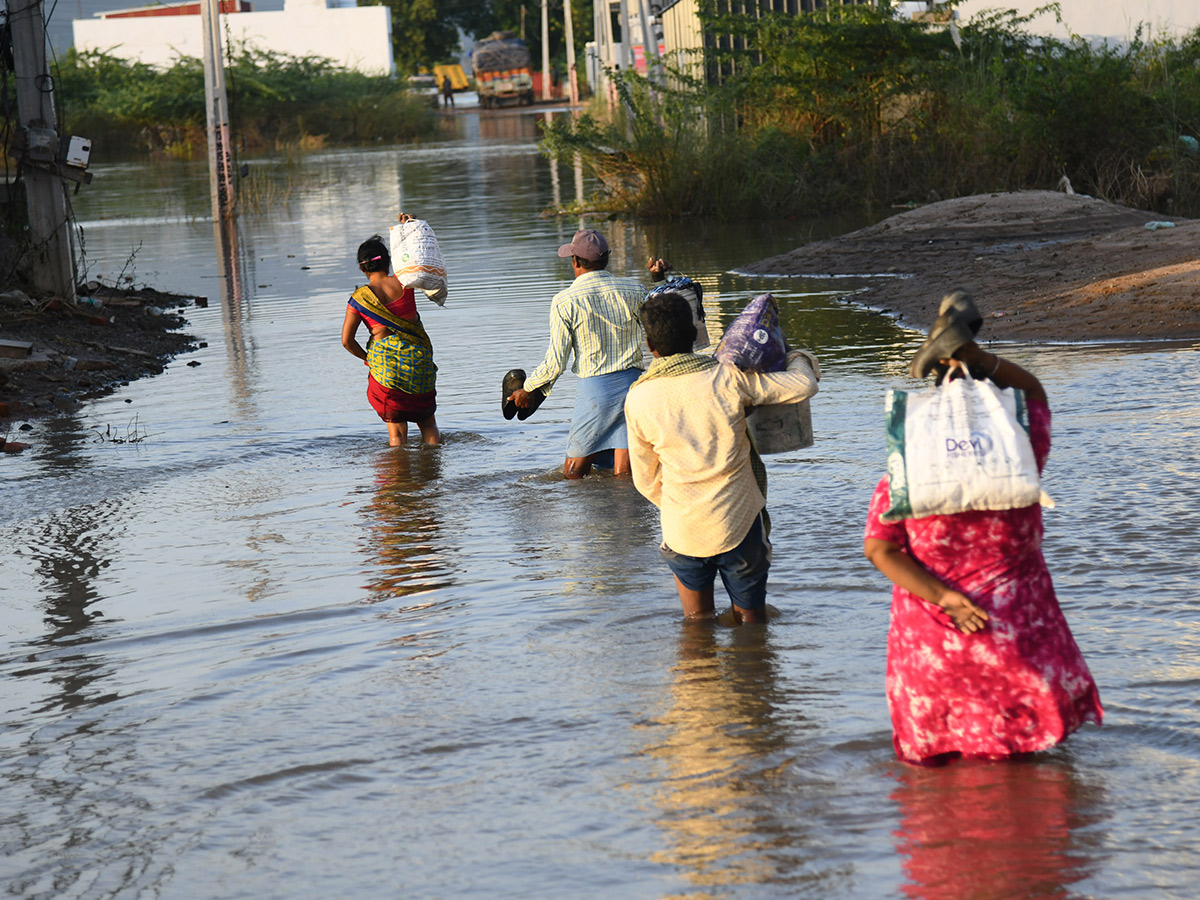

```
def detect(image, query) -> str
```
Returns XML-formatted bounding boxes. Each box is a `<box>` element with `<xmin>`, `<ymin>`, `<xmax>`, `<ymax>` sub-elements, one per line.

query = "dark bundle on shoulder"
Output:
<box><xmin>714</xmin><ymin>293</ymin><xmax>787</xmax><ymax>372</ymax></box>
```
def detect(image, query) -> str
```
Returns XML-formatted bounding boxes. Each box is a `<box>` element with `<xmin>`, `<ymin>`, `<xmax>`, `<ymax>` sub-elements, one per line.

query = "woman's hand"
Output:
<box><xmin>941</xmin><ymin>339</ymin><xmax>1047</xmax><ymax>403</ymax></box>
<box><xmin>647</xmin><ymin>257</ymin><xmax>671</xmax><ymax>282</ymax></box>
<box><xmin>948</xmin><ymin>339</ymin><xmax>986</xmax><ymax>369</ymax></box>
<box><xmin>937</xmin><ymin>588</ymin><xmax>990</xmax><ymax>634</ymax></box>
<box><xmin>397</xmin><ymin>212</ymin><xmax>415</xmax><ymax>224</ymax></box>
<box><xmin>866</xmin><ymin>537</ymin><xmax>990</xmax><ymax>635</ymax></box>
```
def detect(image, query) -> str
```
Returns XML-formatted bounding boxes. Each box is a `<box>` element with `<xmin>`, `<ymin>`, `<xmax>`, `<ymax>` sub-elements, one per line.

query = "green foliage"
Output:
<box><xmin>372</xmin><ymin>0</ymin><xmax>459</xmax><ymax>74</ymax></box>
<box><xmin>53</xmin><ymin>48</ymin><xmax>438</xmax><ymax>157</ymax></box>
<box><xmin>546</xmin><ymin>4</ymin><xmax>1200</xmax><ymax>218</ymax></box>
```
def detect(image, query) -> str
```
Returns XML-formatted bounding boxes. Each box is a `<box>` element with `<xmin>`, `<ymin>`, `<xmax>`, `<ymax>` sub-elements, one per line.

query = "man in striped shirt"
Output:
<box><xmin>509</xmin><ymin>229</ymin><xmax>666</xmax><ymax>478</ymax></box>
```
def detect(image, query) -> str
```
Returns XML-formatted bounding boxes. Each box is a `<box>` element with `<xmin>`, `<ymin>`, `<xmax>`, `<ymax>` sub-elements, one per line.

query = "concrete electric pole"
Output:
<box><xmin>8</xmin><ymin>0</ymin><xmax>76</xmax><ymax>299</ymax></box>
<box><xmin>563</xmin><ymin>0</ymin><xmax>578</xmax><ymax>105</ymax></box>
<box><xmin>540</xmin><ymin>0</ymin><xmax>551</xmax><ymax>102</ymax></box>
<box><xmin>200</xmin><ymin>0</ymin><xmax>235</xmax><ymax>221</ymax></box>
<box><xmin>636</xmin><ymin>0</ymin><xmax>660</xmax><ymax>79</ymax></box>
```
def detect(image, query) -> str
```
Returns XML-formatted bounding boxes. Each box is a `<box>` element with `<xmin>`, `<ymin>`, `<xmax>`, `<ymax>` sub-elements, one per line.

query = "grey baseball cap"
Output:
<box><xmin>557</xmin><ymin>229</ymin><xmax>609</xmax><ymax>261</ymax></box>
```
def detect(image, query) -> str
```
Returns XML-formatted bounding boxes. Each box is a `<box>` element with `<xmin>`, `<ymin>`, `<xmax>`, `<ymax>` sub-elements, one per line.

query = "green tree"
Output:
<box><xmin>371</xmin><ymin>0</ymin><xmax>462</xmax><ymax>73</ymax></box>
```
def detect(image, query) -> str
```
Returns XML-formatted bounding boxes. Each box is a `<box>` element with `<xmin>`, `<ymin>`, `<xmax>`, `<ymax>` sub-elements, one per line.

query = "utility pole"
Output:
<box><xmin>200</xmin><ymin>0</ymin><xmax>235</xmax><ymax>221</ymax></box>
<box><xmin>540</xmin><ymin>0</ymin><xmax>551</xmax><ymax>101</ymax></box>
<box><xmin>617</xmin><ymin>0</ymin><xmax>633</xmax><ymax>71</ymax></box>
<box><xmin>8</xmin><ymin>0</ymin><xmax>75</xmax><ymax>299</ymax></box>
<box><xmin>636</xmin><ymin>0</ymin><xmax>660</xmax><ymax>79</ymax></box>
<box><xmin>563</xmin><ymin>0</ymin><xmax>579</xmax><ymax>105</ymax></box>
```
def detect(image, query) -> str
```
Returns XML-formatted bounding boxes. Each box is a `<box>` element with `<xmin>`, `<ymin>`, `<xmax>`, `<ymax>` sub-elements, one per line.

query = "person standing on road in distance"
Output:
<box><xmin>441</xmin><ymin>75</ymin><xmax>454</xmax><ymax>109</ymax></box>
<box><xmin>508</xmin><ymin>228</ymin><xmax>668</xmax><ymax>478</ymax></box>
<box><xmin>624</xmin><ymin>292</ymin><xmax>820</xmax><ymax>624</ymax></box>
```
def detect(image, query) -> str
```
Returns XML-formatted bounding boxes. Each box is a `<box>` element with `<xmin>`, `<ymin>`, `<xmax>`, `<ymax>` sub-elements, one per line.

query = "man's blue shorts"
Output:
<box><xmin>659</xmin><ymin>513</ymin><xmax>771</xmax><ymax>611</ymax></box>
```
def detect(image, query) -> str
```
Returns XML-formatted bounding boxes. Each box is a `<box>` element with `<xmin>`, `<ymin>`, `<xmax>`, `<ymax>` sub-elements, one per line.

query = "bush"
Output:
<box><xmin>52</xmin><ymin>48</ymin><xmax>438</xmax><ymax>157</ymax></box>
<box><xmin>544</xmin><ymin>5</ymin><xmax>1200</xmax><ymax>218</ymax></box>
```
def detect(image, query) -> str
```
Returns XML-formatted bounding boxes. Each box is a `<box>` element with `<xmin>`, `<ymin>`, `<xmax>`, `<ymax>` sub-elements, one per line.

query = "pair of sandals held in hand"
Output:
<box><xmin>501</xmin><ymin>369</ymin><xmax>545</xmax><ymax>421</ymax></box>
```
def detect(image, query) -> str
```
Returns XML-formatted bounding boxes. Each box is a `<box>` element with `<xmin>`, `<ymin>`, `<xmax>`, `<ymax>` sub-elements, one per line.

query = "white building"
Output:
<box><xmin>72</xmin><ymin>0</ymin><xmax>393</xmax><ymax>75</ymax></box>
<box><xmin>949</xmin><ymin>1</ymin><xmax>1200</xmax><ymax>43</ymax></box>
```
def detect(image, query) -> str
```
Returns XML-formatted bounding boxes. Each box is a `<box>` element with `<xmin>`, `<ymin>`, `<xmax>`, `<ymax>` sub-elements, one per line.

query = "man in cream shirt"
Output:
<box><xmin>624</xmin><ymin>292</ymin><xmax>819</xmax><ymax>624</ymax></box>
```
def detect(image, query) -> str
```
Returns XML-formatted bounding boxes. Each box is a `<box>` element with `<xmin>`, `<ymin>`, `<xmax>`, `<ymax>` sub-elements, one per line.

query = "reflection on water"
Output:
<box><xmin>644</xmin><ymin>624</ymin><xmax>796</xmax><ymax>891</ymax></box>
<box><xmin>1</xmin><ymin>107</ymin><xmax>1198</xmax><ymax>899</ymax></box>
<box><xmin>19</xmin><ymin>499</ymin><xmax>125</xmax><ymax>714</ymax></box>
<box><xmin>358</xmin><ymin>449</ymin><xmax>453</xmax><ymax>603</ymax></box>
<box><xmin>213</xmin><ymin>218</ymin><xmax>255</xmax><ymax>415</ymax></box>
<box><xmin>892</xmin><ymin>759</ymin><xmax>1105</xmax><ymax>900</ymax></box>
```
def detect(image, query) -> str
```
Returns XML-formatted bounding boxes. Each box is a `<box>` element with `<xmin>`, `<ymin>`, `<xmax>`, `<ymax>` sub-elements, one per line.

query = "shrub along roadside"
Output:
<box><xmin>540</xmin><ymin>5</ymin><xmax>1200</xmax><ymax>219</ymax></box>
<box><xmin>52</xmin><ymin>48</ymin><xmax>438</xmax><ymax>158</ymax></box>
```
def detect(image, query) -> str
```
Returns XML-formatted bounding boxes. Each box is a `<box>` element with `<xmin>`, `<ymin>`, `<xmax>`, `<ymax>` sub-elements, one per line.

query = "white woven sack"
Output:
<box><xmin>882</xmin><ymin>370</ymin><xmax>1041</xmax><ymax>522</ymax></box>
<box><xmin>389</xmin><ymin>219</ymin><xmax>448</xmax><ymax>306</ymax></box>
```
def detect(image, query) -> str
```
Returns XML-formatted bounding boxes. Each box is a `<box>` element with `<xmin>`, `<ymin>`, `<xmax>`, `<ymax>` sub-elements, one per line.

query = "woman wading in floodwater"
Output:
<box><xmin>341</xmin><ymin>226</ymin><xmax>441</xmax><ymax>446</ymax></box>
<box><xmin>864</xmin><ymin>291</ymin><xmax>1102</xmax><ymax>764</ymax></box>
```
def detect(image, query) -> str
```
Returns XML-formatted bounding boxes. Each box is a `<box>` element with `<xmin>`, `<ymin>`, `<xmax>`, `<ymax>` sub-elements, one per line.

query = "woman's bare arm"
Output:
<box><xmin>864</xmin><ymin>537</ymin><xmax>989</xmax><ymax>634</ymax></box>
<box><xmin>953</xmin><ymin>340</ymin><xmax>1046</xmax><ymax>404</ymax></box>
<box><xmin>341</xmin><ymin>307</ymin><xmax>368</xmax><ymax>361</ymax></box>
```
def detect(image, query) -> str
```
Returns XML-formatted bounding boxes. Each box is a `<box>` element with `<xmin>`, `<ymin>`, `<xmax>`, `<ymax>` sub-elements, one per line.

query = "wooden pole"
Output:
<box><xmin>540</xmin><ymin>0</ymin><xmax>551</xmax><ymax>101</ymax></box>
<box><xmin>201</xmin><ymin>0</ymin><xmax>235</xmax><ymax>221</ymax></box>
<box><xmin>8</xmin><ymin>0</ymin><xmax>75</xmax><ymax>299</ymax></box>
<box><xmin>564</xmin><ymin>0</ymin><xmax>579</xmax><ymax>105</ymax></box>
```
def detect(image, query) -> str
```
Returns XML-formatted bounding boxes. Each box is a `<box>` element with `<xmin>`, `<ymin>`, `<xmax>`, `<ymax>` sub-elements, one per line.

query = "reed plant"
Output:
<box><xmin>544</xmin><ymin>4</ymin><xmax>1200</xmax><ymax>218</ymax></box>
<box><xmin>52</xmin><ymin>48</ymin><xmax>438</xmax><ymax>158</ymax></box>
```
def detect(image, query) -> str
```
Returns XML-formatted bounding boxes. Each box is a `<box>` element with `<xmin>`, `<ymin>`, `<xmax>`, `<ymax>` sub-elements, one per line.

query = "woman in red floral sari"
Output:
<box><xmin>864</xmin><ymin>336</ymin><xmax>1102</xmax><ymax>764</ymax></box>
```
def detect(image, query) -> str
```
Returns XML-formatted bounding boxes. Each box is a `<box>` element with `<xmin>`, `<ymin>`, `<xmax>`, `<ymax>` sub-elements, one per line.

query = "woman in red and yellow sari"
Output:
<box><xmin>341</xmin><ymin>230</ymin><xmax>441</xmax><ymax>446</ymax></box>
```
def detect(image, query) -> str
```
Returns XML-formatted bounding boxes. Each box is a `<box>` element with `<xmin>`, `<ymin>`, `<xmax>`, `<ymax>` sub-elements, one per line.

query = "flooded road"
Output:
<box><xmin>3</xmin><ymin>109</ymin><xmax>1200</xmax><ymax>899</ymax></box>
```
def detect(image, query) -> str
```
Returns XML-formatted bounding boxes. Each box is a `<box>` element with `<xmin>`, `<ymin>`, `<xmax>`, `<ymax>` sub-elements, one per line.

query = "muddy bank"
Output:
<box><xmin>0</xmin><ymin>282</ymin><xmax>201</xmax><ymax>434</ymax></box>
<box><xmin>743</xmin><ymin>190</ymin><xmax>1200</xmax><ymax>342</ymax></box>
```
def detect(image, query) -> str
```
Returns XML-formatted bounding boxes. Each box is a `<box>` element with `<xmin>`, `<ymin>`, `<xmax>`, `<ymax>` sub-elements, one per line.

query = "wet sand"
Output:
<box><xmin>743</xmin><ymin>190</ymin><xmax>1200</xmax><ymax>341</ymax></box>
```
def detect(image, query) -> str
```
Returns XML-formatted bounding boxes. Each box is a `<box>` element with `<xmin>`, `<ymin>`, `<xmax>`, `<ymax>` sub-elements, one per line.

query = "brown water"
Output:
<box><xmin>3</xmin><ymin>109</ymin><xmax>1200</xmax><ymax>899</ymax></box>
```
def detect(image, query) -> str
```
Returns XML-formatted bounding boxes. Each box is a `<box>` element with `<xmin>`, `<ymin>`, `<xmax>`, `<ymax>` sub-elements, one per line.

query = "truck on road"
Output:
<box><xmin>473</xmin><ymin>32</ymin><xmax>534</xmax><ymax>109</ymax></box>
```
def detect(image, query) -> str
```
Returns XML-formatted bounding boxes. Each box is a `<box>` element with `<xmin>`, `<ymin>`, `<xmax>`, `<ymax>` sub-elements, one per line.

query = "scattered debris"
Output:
<box><xmin>0</xmin><ymin>340</ymin><xmax>33</xmax><ymax>359</ymax></box>
<box><xmin>92</xmin><ymin>415</ymin><xmax>151</xmax><ymax>444</ymax></box>
<box><xmin>1</xmin><ymin>280</ymin><xmax>199</xmax><ymax>422</ymax></box>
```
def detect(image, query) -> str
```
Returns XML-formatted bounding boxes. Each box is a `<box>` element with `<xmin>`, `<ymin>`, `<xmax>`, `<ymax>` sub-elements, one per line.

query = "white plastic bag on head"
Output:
<box><xmin>881</xmin><ymin>369</ymin><xmax>1041</xmax><ymax>522</ymax></box>
<box><xmin>388</xmin><ymin>219</ymin><xmax>448</xmax><ymax>306</ymax></box>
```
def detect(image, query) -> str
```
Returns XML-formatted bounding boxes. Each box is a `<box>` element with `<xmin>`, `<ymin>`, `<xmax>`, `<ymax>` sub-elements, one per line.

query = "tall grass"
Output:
<box><xmin>52</xmin><ymin>48</ymin><xmax>438</xmax><ymax>158</ymax></box>
<box><xmin>542</xmin><ymin>5</ymin><xmax>1200</xmax><ymax>218</ymax></box>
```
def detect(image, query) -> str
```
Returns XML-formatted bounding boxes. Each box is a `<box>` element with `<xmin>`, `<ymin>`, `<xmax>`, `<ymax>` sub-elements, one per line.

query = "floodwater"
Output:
<box><xmin>3</xmin><ymin>108</ymin><xmax>1200</xmax><ymax>900</ymax></box>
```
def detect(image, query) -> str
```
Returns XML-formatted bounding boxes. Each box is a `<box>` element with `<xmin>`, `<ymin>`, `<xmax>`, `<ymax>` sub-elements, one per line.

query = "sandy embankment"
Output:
<box><xmin>743</xmin><ymin>190</ymin><xmax>1200</xmax><ymax>342</ymax></box>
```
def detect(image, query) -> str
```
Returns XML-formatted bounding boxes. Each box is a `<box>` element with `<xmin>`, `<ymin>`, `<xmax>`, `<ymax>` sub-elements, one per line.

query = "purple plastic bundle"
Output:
<box><xmin>714</xmin><ymin>293</ymin><xmax>788</xmax><ymax>372</ymax></box>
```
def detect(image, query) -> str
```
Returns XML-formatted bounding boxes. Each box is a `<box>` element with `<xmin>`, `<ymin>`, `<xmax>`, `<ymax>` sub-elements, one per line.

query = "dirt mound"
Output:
<box><xmin>745</xmin><ymin>190</ymin><xmax>1200</xmax><ymax>341</ymax></box>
